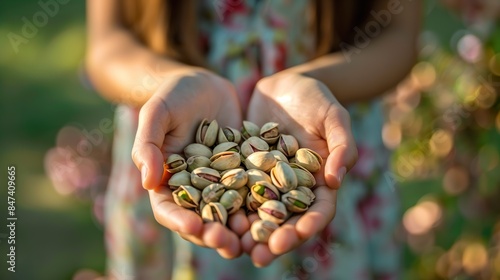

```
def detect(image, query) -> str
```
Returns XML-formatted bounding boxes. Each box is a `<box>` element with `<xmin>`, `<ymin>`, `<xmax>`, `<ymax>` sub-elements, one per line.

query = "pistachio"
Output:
<box><xmin>260</xmin><ymin>122</ymin><xmax>280</xmax><ymax>144</ymax></box>
<box><xmin>186</xmin><ymin>155</ymin><xmax>212</xmax><ymax>172</ymax></box>
<box><xmin>172</xmin><ymin>185</ymin><xmax>201</xmax><ymax>209</ymax></box>
<box><xmin>246</xmin><ymin>192</ymin><xmax>262</xmax><ymax>212</ymax></box>
<box><xmin>244</xmin><ymin>151</ymin><xmax>277</xmax><ymax>172</ymax></box>
<box><xmin>219</xmin><ymin>190</ymin><xmax>243</xmax><ymax>214</ymax></box>
<box><xmin>270</xmin><ymin>150</ymin><xmax>289</xmax><ymax>163</ymax></box>
<box><xmin>210</xmin><ymin>151</ymin><xmax>241</xmax><ymax>171</ymax></box>
<box><xmin>296</xmin><ymin>186</ymin><xmax>316</xmax><ymax>202</ymax></box>
<box><xmin>164</xmin><ymin>154</ymin><xmax>187</xmax><ymax>173</ymax></box>
<box><xmin>246</xmin><ymin>169</ymin><xmax>272</xmax><ymax>187</ymax></box>
<box><xmin>201</xmin><ymin>202</ymin><xmax>228</xmax><ymax>225</ymax></box>
<box><xmin>240</xmin><ymin>137</ymin><xmax>269</xmax><ymax>158</ymax></box>
<box><xmin>213</xmin><ymin>142</ymin><xmax>239</xmax><ymax>155</ymax></box>
<box><xmin>190</xmin><ymin>167</ymin><xmax>220</xmax><ymax>190</ymax></box>
<box><xmin>251</xmin><ymin>220</ymin><xmax>279</xmax><ymax>243</ymax></box>
<box><xmin>218</xmin><ymin>127</ymin><xmax>242</xmax><ymax>144</ymax></box>
<box><xmin>184</xmin><ymin>143</ymin><xmax>213</xmax><ymax>159</ymax></box>
<box><xmin>220</xmin><ymin>168</ymin><xmax>248</xmax><ymax>190</ymax></box>
<box><xmin>241</xmin><ymin>121</ymin><xmax>260</xmax><ymax>139</ymax></box>
<box><xmin>251</xmin><ymin>181</ymin><xmax>280</xmax><ymax>203</ymax></box>
<box><xmin>168</xmin><ymin>170</ymin><xmax>191</xmax><ymax>190</ymax></box>
<box><xmin>294</xmin><ymin>148</ymin><xmax>323</xmax><ymax>173</ymax></box>
<box><xmin>289</xmin><ymin>163</ymin><xmax>316</xmax><ymax>188</ymax></box>
<box><xmin>277</xmin><ymin>134</ymin><xmax>299</xmax><ymax>157</ymax></box>
<box><xmin>196</xmin><ymin>119</ymin><xmax>219</xmax><ymax>147</ymax></box>
<box><xmin>257</xmin><ymin>200</ymin><xmax>287</xmax><ymax>225</ymax></box>
<box><xmin>281</xmin><ymin>190</ymin><xmax>313</xmax><ymax>213</ymax></box>
<box><xmin>202</xmin><ymin>183</ymin><xmax>226</xmax><ymax>203</ymax></box>
<box><xmin>270</xmin><ymin>161</ymin><xmax>298</xmax><ymax>193</ymax></box>
<box><xmin>236</xmin><ymin>186</ymin><xmax>250</xmax><ymax>199</ymax></box>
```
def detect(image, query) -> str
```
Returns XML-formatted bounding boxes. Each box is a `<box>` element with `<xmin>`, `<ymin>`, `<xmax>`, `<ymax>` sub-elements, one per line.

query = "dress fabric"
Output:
<box><xmin>104</xmin><ymin>1</ymin><xmax>401</xmax><ymax>279</ymax></box>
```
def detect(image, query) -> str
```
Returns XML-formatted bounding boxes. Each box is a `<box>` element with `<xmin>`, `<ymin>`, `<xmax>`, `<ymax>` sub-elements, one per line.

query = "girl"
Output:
<box><xmin>86</xmin><ymin>0</ymin><xmax>420</xmax><ymax>279</ymax></box>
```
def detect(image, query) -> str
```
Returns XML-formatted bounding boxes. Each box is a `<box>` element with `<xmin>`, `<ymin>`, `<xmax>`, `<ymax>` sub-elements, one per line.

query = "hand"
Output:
<box><xmin>243</xmin><ymin>72</ymin><xmax>358</xmax><ymax>266</ymax></box>
<box><xmin>131</xmin><ymin>69</ymin><xmax>249</xmax><ymax>259</ymax></box>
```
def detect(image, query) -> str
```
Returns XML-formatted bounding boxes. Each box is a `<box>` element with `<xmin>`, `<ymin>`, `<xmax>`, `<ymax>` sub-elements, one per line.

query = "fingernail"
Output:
<box><xmin>337</xmin><ymin>166</ymin><xmax>346</xmax><ymax>186</ymax></box>
<box><xmin>141</xmin><ymin>164</ymin><xmax>148</xmax><ymax>187</ymax></box>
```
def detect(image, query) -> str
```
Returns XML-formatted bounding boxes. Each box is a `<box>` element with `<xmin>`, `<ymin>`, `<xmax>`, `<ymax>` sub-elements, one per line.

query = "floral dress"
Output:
<box><xmin>105</xmin><ymin>1</ymin><xmax>401</xmax><ymax>279</ymax></box>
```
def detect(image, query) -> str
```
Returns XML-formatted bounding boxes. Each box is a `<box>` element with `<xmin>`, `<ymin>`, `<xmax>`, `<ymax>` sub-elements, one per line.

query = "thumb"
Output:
<box><xmin>323</xmin><ymin>107</ymin><xmax>358</xmax><ymax>189</ymax></box>
<box><xmin>131</xmin><ymin>99</ymin><xmax>170</xmax><ymax>190</ymax></box>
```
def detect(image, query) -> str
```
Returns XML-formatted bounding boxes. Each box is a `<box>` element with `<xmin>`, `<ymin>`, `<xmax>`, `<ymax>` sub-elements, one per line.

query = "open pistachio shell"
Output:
<box><xmin>190</xmin><ymin>167</ymin><xmax>220</xmax><ymax>190</ymax></box>
<box><xmin>270</xmin><ymin>150</ymin><xmax>289</xmax><ymax>163</ymax></box>
<box><xmin>240</xmin><ymin>136</ymin><xmax>270</xmax><ymax>158</ymax></box>
<box><xmin>172</xmin><ymin>185</ymin><xmax>201</xmax><ymax>209</ymax></box>
<box><xmin>289</xmin><ymin>163</ymin><xmax>316</xmax><ymax>188</ymax></box>
<box><xmin>213</xmin><ymin>142</ymin><xmax>239</xmax><ymax>155</ymax></box>
<box><xmin>251</xmin><ymin>220</ymin><xmax>279</xmax><ymax>243</ymax></box>
<box><xmin>210</xmin><ymin>151</ymin><xmax>241</xmax><ymax>171</ymax></box>
<box><xmin>168</xmin><ymin>170</ymin><xmax>191</xmax><ymax>190</ymax></box>
<box><xmin>164</xmin><ymin>154</ymin><xmax>187</xmax><ymax>173</ymax></box>
<box><xmin>219</xmin><ymin>190</ymin><xmax>243</xmax><ymax>214</ymax></box>
<box><xmin>184</xmin><ymin>143</ymin><xmax>213</xmax><ymax>159</ymax></box>
<box><xmin>196</xmin><ymin>119</ymin><xmax>219</xmax><ymax>147</ymax></box>
<box><xmin>186</xmin><ymin>155</ymin><xmax>212</xmax><ymax>172</ymax></box>
<box><xmin>244</xmin><ymin>151</ymin><xmax>277</xmax><ymax>172</ymax></box>
<box><xmin>246</xmin><ymin>192</ymin><xmax>262</xmax><ymax>212</ymax></box>
<box><xmin>281</xmin><ymin>189</ymin><xmax>313</xmax><ymax>213</ymax></box>
<box><xmin>260</xmin><ymin>122</ymin><xmax>280</xmax><ymax>144</ymax></box>
<box><xmin>202</xmin><ymin>183</ymin><xmax>226</xmax><ymax>203</ymax></box>
<box><xmin>218</xmin><ymin>127</ymin><xmax>242</xmax><ymax>144</ymax></box>
<box><xmin>220</xmin><ymin>168</ymin><xmax>248</xmax><ymax>190</ymax></box>
<box><xmin>251</xmin><ymin>181</ymin><xmax>280</xmax><ymax>203</ymax></box>
<box><xmin>294</xmin><ymin>148</ymin><xmax>323</xmax><ymax>173</ymax></box>
<box><xmin>201</xmin><ymin>202</ymin><xmax>228</xmax><ymax>225</ymax></box>
<box><xmin>271</xmin><ymin>161</ymin><xmax>298</xmax><ymax>193</ymax></box>
<box><xmin>257</xmin><ymin>200</ymin><xmax>287</xmax><ymax>225</ymax></box>
<box><xmin>246</xmin><ymin>169</ymin><xmax>272</xmax><ymax>187</ymax></box>
<box><xmin>277</xmin><ymin>134</ymin><xmax>299</xmax><ymax>157</ymax></box>
<box><xmin>241</xmin><ymin>121</ymin><xmax>261</xmax><ymax>140</ymax></box>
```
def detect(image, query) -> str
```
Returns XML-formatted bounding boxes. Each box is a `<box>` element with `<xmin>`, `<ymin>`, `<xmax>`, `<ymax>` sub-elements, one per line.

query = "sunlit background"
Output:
<box><xmin>0</xmin><ymin>0</ymin><xmax>499</xmax><ymax>279</ymax></box>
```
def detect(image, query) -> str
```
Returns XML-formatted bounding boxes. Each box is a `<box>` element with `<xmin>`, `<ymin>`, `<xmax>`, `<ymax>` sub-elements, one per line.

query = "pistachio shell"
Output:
<box><xmin>196</xmin><ymin>119</ymin><xmax>218</xmax><ymax>147</ymax></box>
<box><xmin>277</xmin><ymin>134</ymin><xmax>299</xmax><ymax>157</ymax></box>
<box><xmin>240</xmin><ymin>136</ymin><xmax>270</xmax><ymax>158</ymax></box>
<box><xmin>246</xmin><ymin>192</ymin><xmax>262</xmax><ymax>212</ymax></box>
<box><xmin>251</xmin><ymin>220</ymin><xmax>279</xmax><ymax>243</ymax></box>
<box><xmin>246</xmin><ymin>169</ymin><xmax>272</xmax><ymax>187</ymax></box>
<box><xmin>184</xmin><ymin>143</ymin><xmax>213</xmax><ymax>159</ymax></box>
<box><xmin>257</xmin><ymin>200</ymin><xmax>287</xmax><ymax>225</ymax></box>
<box><xmin>201</xmin><ymin>202</ymin><xmax>228</xmax><ymax>225</ymax></box>
<box><xmin>289</xmin><ymin>163</ymin><xmax>316</xmax><ymax>188</ymax></box>
<box><xmin>218</xmin><ymin>127</ymin><xmax>242</xmax><ymax>144</ymax></box>
<box><xmin>271</xmin><ymin>161</ymin><xmax>298</xmax><ymax>193</ymax></box>
<box><xmin>210</xmin><ymin>151</ymin><xmax>241</xmax><ymax>171</ymax></box>
<box><xmin>164</xmin><ymin>154</ymin><xmax>187</xmax><ymax>173</ymax></box>
<box><xmin>213</xmin><ymin>142</ymin><xmax>239</xmax><ymax>155</ymax></box>
<box><xmin>281</xmin><ymin>189</ymin><xmax>313</xmax><ymax>213</ymax></box>
<box><xmin>294</xmin><ymin>148</ymin><xmax>323</xmax><ymax>173</ymax></box>
<box><xmin>219</xmin><ymin>190</ymin><xmax>243</xmax><ymax>214</ymax></box>
<box><xmin>186</xmin><ymin>155</ymin><xmax>212</xmax><ymax>172</ymax></box>
<box><xmin>172</xmin><ymin>185</ymin><xmax>201</xmax><ymax>209</ymax></box>
<box><xmin>202</xmin><ymin>183</ymin><xmax>226</xmax><ymax>203</ymax></box>
<box><xmin>220</xmin><ymin>168</ymin><xmax>248</xmax><ymax>190</ymax></box>
<box><xmin>236</xmin><ymin>186</ymin><xmax>250</xmax><ymax>199</ymax></box>
<box><xmin>270</xmin><ymin>150</ymin><xmax>289</xmax><ymax>163</ymax></box>
<box><xmin>190</xmin><ymin>167</ymin><xmax>220</xmax><ymax>190</ymax></box>
<box><xmin>296</xmin><ymin>186</ymin><xmax>316</xmax><ymax>202</ymax></box>
<box><xmin>251</xmin><ymin>181</ymin><xmax>280</xmax><ymax>203</ymax></box>
<box><xmin>168</xmin><ymin>170</ymin><xmax>191</xmax><ymax>190</ymax></box>
<box><xmin>260</xmin><ymin>122</ymin><xmax>280</xmax><ymax>144</ymax></box>
<box><xmin>244</xmin><ymin>151</ymin><xmax>277</xmax><ymax>172</ymax></box>
<box><xmin>241</xmin><ymin>121</ymin><xmax>260</xmax><ymax>139</ymax></box>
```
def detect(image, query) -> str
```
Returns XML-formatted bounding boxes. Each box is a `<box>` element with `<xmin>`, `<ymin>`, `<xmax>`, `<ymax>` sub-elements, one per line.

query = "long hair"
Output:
<box><xmin>121</xmin><ymin>0</ymin><xmax>375</xmax><ymax>66</ymax></box>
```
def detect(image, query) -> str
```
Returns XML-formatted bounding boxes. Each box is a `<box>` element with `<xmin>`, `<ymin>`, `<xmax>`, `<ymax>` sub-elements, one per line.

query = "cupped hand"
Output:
<box><xmin>243</xmin><ymin>72</ymin><xmax>358</xmax><ymax>266</ymax></box>
<box><xmin>131</xmin><ymin>68</ymin><xmax>249</xmax><ymax>259</ymax></box>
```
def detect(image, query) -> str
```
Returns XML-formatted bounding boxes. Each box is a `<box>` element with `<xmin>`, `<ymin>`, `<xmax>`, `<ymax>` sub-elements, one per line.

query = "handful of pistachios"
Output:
<box><xmin>165</xmin><ymin>119</ymin><xmax>322</xmax><ymax>243</ymax></box>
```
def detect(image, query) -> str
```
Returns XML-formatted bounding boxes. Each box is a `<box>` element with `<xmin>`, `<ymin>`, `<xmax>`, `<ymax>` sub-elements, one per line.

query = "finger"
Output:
<box><xmin>295</xmin><ymin>187</ymin><xmax>337</xmax><ymax>239</ymax></box>
<box><xmin>228</xmin><ymin>209</ymin><xmax>251</xmax><ymax>237</ymax></box>
<box><xmin>215</xmin><ymin>230</ymin><xmax>243</xmax><ymax>259</ymax></box>
<box><xmin>132</xmin><ymin>98</ymin><xmax>171</xmax><ymax>190</ymax></box>
<box><xmin>201</xmin><ymin>222</ymin><xmax>242</xmax><ymax>259</ymax></box>
<box><xmin>251</xmin><ymin>244</ymin><xmax>278</xmax><ymax>267</ymax></box>
<box><xmin>267</xmin><ymin>216</ymin><xmax>301</xmax><ymax>255</ymax></box>
<box><xmin>242</xmin><ymin>230</ymin><xmax>257</xmax><ymax>255</ymax></box>
<box><xmin>323</xmin><ymin>106</ymin><xmax>358</xmax><ymax>189</ymax></box>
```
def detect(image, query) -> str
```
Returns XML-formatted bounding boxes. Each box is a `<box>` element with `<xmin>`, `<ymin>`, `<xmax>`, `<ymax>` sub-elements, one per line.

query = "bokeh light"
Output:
<box><xmin>443</xmin><ymin>166</ymin><xmax>469</xmax><ymax>195</ymax></box>
<box><xmin>462</xmin><ymin>242</ymin><xmax>488</xmax><ymax>275</ymax></box>
<box><xmin>489</xmin><ymin>53</ymin><xmax>500</xmax><ymax>76</ymax></box>
<box><xmin>411</xmin><ymin>61</ymin><xmax>437</xmax><ymax>90</ymax></box>
<box><xmin>382</xmin><ymin>122</ymin><xmax>402</xmax><ymax>149</ymax></box>
<box><xmin>429</xmin><ymin>129</ymin><xmax>453</xmax><ymax>158</ymax></box>
<box><xmin>403</xmin><ymin>200</ymin><xmax>442</xmax><ymax>235</ymax></box>
<box><xmin>457</xmin><ymin>34</ymin><xmax>483</xmax><ymax>63</ymax></box>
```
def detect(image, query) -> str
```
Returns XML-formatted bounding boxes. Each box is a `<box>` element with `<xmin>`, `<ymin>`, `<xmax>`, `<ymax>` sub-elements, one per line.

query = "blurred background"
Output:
<box><xmin>0</xmin><ymin>0</ymin><xmax>499</xmax><ymax>279</ymax></box>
